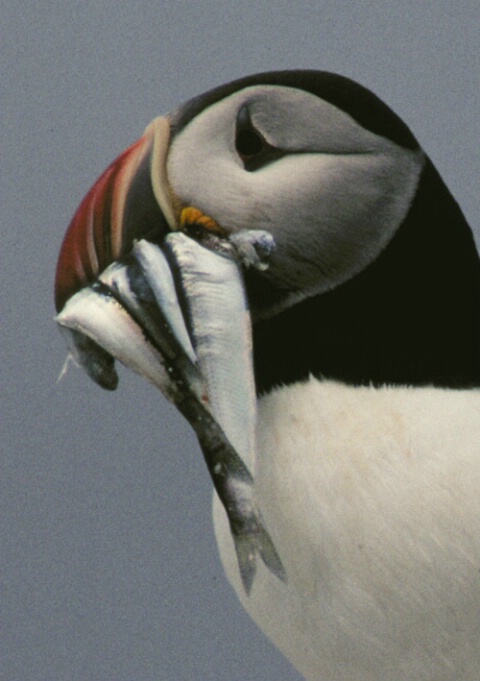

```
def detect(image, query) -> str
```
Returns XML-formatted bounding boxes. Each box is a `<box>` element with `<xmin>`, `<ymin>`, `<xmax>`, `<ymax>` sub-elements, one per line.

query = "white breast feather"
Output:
<box><xmin>213</xmin><ymin>377</ymin><xmax>480</xmax><ymax>681</ymax></box>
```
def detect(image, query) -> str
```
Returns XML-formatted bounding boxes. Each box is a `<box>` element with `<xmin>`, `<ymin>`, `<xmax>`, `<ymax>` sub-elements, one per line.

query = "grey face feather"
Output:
<box><xmin>168</xmin><ymin>85</ymin><xmax>425</xmax><ymax>317</ymax></box>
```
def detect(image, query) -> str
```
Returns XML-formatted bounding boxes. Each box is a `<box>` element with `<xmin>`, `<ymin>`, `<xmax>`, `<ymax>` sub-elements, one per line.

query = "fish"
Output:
<box><xmin>56</xmin><ymin>230</ymin><xmax>285</xmax><ymax>593</ymax></box>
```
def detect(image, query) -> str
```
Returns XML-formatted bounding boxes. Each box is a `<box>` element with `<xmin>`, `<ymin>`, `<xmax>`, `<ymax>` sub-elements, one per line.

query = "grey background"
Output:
<box><xmin>3</xmin><ymin>2</ymin><xmax>479</xmax><ymax>680</ymax></box>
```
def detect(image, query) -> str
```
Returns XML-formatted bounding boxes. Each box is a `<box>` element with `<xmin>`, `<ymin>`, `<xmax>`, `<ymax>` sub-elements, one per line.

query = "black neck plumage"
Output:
<box><xmin>251</xmin><ymin>161</ymin><xmax>480</xmax><ymax>395</ymax></box>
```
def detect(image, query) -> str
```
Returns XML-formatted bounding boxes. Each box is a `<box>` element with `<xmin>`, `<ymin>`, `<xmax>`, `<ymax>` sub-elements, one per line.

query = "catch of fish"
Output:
<box><xmin>56</xmin><ymin>228</ymin><xmax>286</xmax><ymax>593</ymax></box>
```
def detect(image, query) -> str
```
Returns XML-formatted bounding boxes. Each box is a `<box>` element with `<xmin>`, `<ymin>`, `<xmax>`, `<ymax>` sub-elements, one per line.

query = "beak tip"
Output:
<box><xmin>53</xmin><ymin>122</ymin><xmax>167</xmax><ymax>313</ymax></box>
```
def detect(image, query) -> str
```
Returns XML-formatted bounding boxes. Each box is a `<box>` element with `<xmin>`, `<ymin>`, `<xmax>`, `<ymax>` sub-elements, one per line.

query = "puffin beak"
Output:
<box><xmin>54</xmin><ymin>116</ymin><xmax>175</xmax><ymax>314</ymax></box>
<box><xmin>54</xmin><ymin>116</ymin><xmax>178</xmax><ymax>390</ymax></box>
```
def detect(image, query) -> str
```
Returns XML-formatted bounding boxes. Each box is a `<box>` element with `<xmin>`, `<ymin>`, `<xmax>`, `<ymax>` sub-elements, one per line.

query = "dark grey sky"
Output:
<box><xmin>3</xmin><ymin>3</ymin><xmax>479</xmax><ymax>680</ymax></box>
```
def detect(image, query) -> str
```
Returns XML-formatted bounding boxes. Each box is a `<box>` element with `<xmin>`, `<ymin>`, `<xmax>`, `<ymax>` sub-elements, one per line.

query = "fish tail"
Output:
<box><xmin>232</xmin><ymin>534</ymin><xmax>257</xmax><ymax>595</ymax></box>
<box><xmin>232</xmin><ymin>517</ymin><xmax>287</xmax><ymax>595</ymax></box>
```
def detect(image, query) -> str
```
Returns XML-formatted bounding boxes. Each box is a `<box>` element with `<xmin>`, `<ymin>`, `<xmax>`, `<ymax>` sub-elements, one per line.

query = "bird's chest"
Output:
<box><xmin>213</xmin><ymin>378</ymin><xmax>480</xmax><ymax>681</ymax></box>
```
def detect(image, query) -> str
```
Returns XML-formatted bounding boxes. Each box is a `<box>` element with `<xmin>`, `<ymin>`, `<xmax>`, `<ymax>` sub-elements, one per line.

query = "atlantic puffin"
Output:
<box><xmin>54</xmin><ymin>71</ymin><xmax>480</xmax><ymax>681</ymax></box>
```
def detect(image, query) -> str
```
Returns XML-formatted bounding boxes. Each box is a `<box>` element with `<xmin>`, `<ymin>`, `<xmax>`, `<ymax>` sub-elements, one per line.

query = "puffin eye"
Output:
<box><xmin>236</xmin><ymin>128</ymin><xmax>264</xmax><ymax>158</ymax></box>
<box><xmin>235</xmin><ymin>106</ymin><xmax>283</xmax><ymax>172</ymax></box>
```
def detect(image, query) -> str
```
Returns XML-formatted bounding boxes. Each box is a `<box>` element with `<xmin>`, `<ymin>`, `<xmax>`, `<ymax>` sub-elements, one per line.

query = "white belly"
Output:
<box><xmin>213</xmin><ymin>378</ymin><xmax>480</xmax><ymax>681</ymax></box>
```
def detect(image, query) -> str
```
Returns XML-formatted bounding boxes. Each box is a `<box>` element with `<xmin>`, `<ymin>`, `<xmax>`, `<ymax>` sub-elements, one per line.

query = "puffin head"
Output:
<box><xmin>55</xmin><ymin>70</ymin><xmax>480</xmax><ymax>392</ymax></box>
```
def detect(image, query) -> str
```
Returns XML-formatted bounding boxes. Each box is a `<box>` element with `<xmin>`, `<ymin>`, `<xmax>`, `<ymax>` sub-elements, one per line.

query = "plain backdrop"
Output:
<box><xmin>2</xmin><ymin>2</ymin><xmax>480</xmax><ymax>680</ymax></box>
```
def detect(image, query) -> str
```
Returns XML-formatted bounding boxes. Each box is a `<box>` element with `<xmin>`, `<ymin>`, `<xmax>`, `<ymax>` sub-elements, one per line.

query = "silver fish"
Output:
<box><xmin>56</xmin><ymin>233</ymin><xmax>285</xmax><ymax>592</ymax></box>
<box><xmin>164</xmin><ymin>233</ymin><xmax>285</xmax><ymax>590</ymax></box>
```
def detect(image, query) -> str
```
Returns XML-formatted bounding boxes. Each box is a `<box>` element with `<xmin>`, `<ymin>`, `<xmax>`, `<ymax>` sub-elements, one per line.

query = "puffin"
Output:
<box><xmin>54</xmin><ymin>71</ymin><xmax>480</xmax><ymax>681</ymax></box>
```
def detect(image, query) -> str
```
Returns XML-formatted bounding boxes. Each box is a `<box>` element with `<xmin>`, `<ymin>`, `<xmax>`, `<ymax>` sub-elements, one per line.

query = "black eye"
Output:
<box><xmin>235</xmin><ymin>104</ymin><xmax>283</xmax><ymax>171</ymax></box>
<box><xmin>236</xmin><ymin>128</ymin><xmax>264</xmax><ymax>158</ymax></box>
